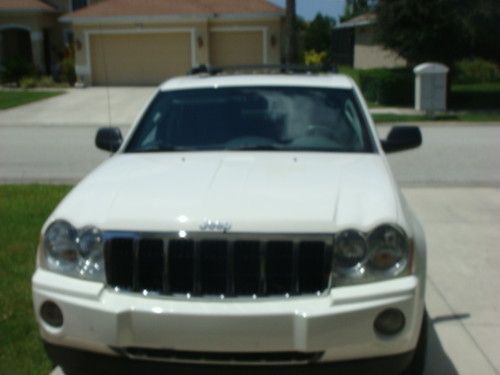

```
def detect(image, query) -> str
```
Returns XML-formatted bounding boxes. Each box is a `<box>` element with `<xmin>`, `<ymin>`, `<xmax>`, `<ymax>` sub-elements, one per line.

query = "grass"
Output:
<box><xmin>373</xmin><ymin>111</ymin><xmax>500</xmax><ymax>123</ymax></box>
<box><xmin>0</xmin><ymin>185</ymin><xmax>71</xmax><ymax>375</ymax></box>
<box><xmin>0</xmin><ymin>90</ymin><xmax>64</xmax><ymax>110</ymax></box>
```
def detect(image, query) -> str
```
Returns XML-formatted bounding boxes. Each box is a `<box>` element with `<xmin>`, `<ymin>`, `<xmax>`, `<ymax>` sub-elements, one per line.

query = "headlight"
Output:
<box><xmin>368</xmin><ymin>225</ymin><xmax>408</xmax><ymax>277</ymax></box>
<box><xmin>333</xmin><ymin>230</ymin><xmax>367</xmax><ymax>278</ymax></box>
<box><xmin>41</xmin><ymin>220</ymin><xmax>105</xmax><ymax>282</ymax></box>
<box><xmin>333</xmin><ymin>224</ymin><xmax>411</xmax><ymax>285</ymax></box>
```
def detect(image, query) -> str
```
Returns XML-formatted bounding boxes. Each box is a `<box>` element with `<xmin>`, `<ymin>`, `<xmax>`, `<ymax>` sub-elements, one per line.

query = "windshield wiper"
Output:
<box><xmin>226</xmin><ymin>144</ymin><xmax>284</xmax><ymax>151</ymax></box>
<box><xmin>133</xmin><ymin>145</ymin><xmax>196</xmax><ymax>153</ymax></box>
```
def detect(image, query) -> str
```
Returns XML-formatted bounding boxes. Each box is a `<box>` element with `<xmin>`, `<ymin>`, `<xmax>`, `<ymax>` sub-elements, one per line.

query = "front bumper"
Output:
<box><xmin>44</xmin><ymin>341</ymin><xmax>416</xmax><ymax>375</ymax></box>
<box><xmin>33</xmin><ymin>269</ymin><xmax>424</xmax><ymax>368</ymax></box>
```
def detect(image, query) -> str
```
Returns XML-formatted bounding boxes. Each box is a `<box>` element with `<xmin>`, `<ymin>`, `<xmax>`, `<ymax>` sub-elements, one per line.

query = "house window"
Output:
<box><xmin>71</xmin><ymin>0</ymin><xmax>88</xmax><ymax>11</ymax></box>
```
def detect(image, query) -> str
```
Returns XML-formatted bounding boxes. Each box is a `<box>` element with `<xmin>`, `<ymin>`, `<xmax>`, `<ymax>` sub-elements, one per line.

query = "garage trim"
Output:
<box><xmin>81</xmin><ymin>27</ymin><xmax>197</xmax><ymax>82</ymax></box>
<box><xmin>210</xmin><ymin>26</ymin><xmax>268</xmax><ymax>64</ymax></box>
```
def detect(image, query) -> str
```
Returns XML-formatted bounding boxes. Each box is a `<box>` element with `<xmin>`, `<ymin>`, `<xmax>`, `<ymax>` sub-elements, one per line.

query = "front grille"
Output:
<box><xmin>104</xmin><ymin>233</ymin><xmax>332</xmax><ymax>298</ymax></box>
<box><xmin>121</xmin><ymin>347</ymin><xmax>323</xmax><ymax>364</ymax></box>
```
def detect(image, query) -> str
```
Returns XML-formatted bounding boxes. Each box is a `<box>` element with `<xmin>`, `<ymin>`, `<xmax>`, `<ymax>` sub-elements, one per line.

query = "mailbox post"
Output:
<box><xmin>414</xmin><ymin>63</ymin><xmax>449</xmax><ymax>114</ymax></box>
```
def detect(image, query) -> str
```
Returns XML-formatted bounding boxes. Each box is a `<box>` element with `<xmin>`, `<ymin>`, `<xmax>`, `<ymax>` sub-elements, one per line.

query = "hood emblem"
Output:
<box><xmin>200</xmin><ymin>219</ymin><xmax>232</xmax><ymax>233</ymax></box>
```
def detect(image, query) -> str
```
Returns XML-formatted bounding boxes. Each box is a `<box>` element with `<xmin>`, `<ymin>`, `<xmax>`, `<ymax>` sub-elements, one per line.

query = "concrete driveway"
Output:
<box><xmin>0</xmin><ymin>87</ymin><xmax>156</xmax><ymax>127</ymax></box>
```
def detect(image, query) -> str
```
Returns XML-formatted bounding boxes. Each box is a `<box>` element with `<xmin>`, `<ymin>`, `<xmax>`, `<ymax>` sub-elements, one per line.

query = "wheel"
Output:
<box><xmin>402</xmin><ymin>310</ymin><xmax>428</xmax><ymax>375</ymax></box>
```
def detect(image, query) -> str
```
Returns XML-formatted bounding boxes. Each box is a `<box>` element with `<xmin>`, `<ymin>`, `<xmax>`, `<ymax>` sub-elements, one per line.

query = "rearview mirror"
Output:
<box><xmin>95</xmin><ymin>127</ymin><xmax>122</xmax><ymax>152</ymax></box>
<box><xmin>381</xmin><ymin>126</ymin><xmax>422</xmax><ymax>153</ymax></box>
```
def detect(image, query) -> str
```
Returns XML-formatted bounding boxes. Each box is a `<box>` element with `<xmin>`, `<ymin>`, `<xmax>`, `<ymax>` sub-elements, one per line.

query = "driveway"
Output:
<box><xmin>0</xmin><ymin>87</ymin><xmax>156</xmax><ymax>127</ymax></box>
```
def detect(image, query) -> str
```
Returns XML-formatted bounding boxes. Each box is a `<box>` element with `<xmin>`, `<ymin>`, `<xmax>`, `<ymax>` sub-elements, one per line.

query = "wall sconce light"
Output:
<box><xmin>270</xmin><ymin>35</ymin><xmax>277</xmax><ymax>48</ymax></box>
<box><xmin>197</xmin><ymin>35</ymin><xmax>204</xmax><ymax>48</ymax></box>
<box><xmin>75</xmin><ymin>39</ymin><xmax>82</xmax><ymax>51</ymax></box>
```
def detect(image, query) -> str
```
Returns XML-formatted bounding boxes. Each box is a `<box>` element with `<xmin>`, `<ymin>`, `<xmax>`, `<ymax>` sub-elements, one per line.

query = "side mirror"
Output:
<box><xmin>95</xmin><ymin>127</ymin><xmax>122</xmax><ymax>152</ymax></box>
<box><xmin>381</xmin><ymin>126</ymin><xmax>422</xmax><ymax>153</ymax></box>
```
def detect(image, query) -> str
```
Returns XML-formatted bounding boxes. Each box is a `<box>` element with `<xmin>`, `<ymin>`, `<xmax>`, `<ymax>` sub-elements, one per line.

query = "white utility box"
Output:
<box><xmin>414</xmin><ymin>63</ymin><xmax>449</xmax><ymax>112</ymax></box>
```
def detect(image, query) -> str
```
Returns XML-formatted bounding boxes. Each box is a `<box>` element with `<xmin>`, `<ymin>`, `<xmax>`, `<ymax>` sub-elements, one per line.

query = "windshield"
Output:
<box><xmin>125</xmin><ymin>86</ymin><xmax>373</xmax><ymax>153</ymax></box>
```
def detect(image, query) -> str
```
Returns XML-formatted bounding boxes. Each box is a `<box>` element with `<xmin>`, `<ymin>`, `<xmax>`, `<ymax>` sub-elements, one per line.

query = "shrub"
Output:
<box><xmin>0</xmin><ymin>58</ymin><xmax>36</xmax><ymax>84</ymax></box>
<box><xmin>358</xmin><ymin>68</ymin><xmax>414</xmax><ymax>106</ymax></box>
<box><xmin>454</xmin><ymin>59</ymin><xmax>500</xmax><ymax>84</ymax></box>
<box><xmin>304</xmin><ymin>50</ymin><xmax>328</xmax><ymax>66</ymax></box>
<box><xmin>450</xmin><ymin>82</ymin><xmax>500</xmax><ymax>109</ymax></box>
<box><xmin>60</xmin><ymin>57</ymin><xmax>76</xmax><ymax>86</ymax></box>
<box><xmin>19</xmin><ymin>75</ymin><xmax>67</xmax><ymax>89</ymax></box>
<box><xmin>338</xmin><ymin>65</ymin><xmax>360</xmax><ymax>85</ymax></box>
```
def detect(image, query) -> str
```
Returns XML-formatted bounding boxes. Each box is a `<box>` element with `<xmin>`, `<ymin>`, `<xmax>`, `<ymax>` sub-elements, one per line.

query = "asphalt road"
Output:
<box><xmin>0</xmin><ymin>123</ymin><xmax>499</xmax><ymax>185</ymax></box>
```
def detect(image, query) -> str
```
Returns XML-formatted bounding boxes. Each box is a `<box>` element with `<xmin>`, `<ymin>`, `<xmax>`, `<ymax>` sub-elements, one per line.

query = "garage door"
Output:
<box><xmin>209</xmin><ymin>31</ymin><xmax>263</xmax><ymax>66</ymax></box>
<box><xmin>90</xmin><ymin>33</ymin><xmax>192</xmax><ymax>86</ymax></box>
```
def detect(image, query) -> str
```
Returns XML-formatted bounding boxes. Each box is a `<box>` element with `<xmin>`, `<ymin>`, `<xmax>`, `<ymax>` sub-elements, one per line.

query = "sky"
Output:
<box><xmin>268</xmin><ymin>0</ymin><xmax>346</xmax><ymax>21</ymax></box>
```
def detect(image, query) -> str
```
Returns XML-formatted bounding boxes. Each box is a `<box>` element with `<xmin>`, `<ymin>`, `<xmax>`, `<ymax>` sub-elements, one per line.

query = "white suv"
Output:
<box><xmin>33</xmin><ymin>67</ymin><xmax>427</xmax><ymax>375</ymax></box>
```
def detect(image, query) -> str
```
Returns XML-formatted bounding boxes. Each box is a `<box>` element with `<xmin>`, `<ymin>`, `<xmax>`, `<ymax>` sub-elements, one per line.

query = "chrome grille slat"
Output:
<box><xmin>193</xmin><ymin>241</ymin><xmax>202</xmax><ymax>296</ymax></box>
<box><xmin>104</xmin><ymin>232</ymin><xmax>333</xmax><ymax>298</ymax></box>
<box><xmin>162</xmin><ymin>239</ymin><xmax>170</xmax><ymax>294</ymax></box>
<box><xmin>226</xmin><ymin>241</ymin><xmax>235</xmax><ymax>296</ymax></box>
<box><xmin>291</xmin><ymin>241</ymin><xmax>300</xmax><ymax>295</ymax></box>
<box><xmin>132</xmin><ymin>238</ymin><xmax>139</xmax><ymax>292</ymax></box>
<box><xmin>258</xmin><ymin>240</ymin><xmax>267</xmax><ymax>296</ymax></box>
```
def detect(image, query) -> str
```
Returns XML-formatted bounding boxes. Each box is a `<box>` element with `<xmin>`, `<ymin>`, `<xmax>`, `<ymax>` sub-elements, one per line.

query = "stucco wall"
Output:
<box><xmin>353</xmin><ymin>25</ymin><xmax>406</xmax><ymax>69</ymax></box>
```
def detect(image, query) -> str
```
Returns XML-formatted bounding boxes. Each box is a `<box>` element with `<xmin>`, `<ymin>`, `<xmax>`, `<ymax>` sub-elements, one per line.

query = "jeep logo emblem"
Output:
<box><xmin>199</xmin><ymin>219</ymin><xmax>232</xmax><ymax>233</ymax></box>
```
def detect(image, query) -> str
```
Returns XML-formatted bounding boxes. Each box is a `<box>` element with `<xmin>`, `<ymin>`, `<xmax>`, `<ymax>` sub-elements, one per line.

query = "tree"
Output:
<box><xmin>303</xmin><ymin>13</ymin><xmax>336</xmax><ymax>54</ymax></box>
<box><xmin>377</xmin><ymin>0</ymin><xmax>500</xmax><ymax>65</ymax></box>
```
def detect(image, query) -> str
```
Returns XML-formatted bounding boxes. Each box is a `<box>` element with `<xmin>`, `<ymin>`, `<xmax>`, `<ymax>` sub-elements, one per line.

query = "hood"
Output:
<box><xmin>48</xmin><ymin>152</ymin><xmax>404</xmax><ymax>233</ymax></box>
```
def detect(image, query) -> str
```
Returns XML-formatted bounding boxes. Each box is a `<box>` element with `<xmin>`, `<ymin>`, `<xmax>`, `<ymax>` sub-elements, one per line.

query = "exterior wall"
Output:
<box><xmin>0</xmin><ymin>12</ymin><xmax>62</xmax><ymax>72</ymax></box>
<box><xmin>72</xmin><ymin>17</ymin><xmax>282</xmax><ymax>85</ymax></box>
<box><xmin>353</xmin><ymin>25</ymin><xmax>405</xmax><ymax>69</ymax></box>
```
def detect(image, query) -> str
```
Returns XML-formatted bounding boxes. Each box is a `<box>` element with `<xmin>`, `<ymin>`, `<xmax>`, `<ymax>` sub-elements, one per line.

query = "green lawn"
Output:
<box><xmin>373</xmin><ymin>111</ymin><xmax>500</xmax><ymax>123</ymax></box>
<box><xmin>0</xmin><ymin>90</ymin><xmax>64</xmax><ymax>110</ymax></box>
<box><xmin>0</xmin><ymin>185</ymin><xmax>71</xmax><ymax>375</ymax></box>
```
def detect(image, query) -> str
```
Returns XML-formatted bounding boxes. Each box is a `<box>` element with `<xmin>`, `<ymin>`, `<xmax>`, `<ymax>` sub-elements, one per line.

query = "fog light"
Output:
<box><xmin>374</xmin><ymin>308</ymin><xmax>405</xmax><ymax>335</ymax></box>
<box><xmin>40</xmin><ymin>301</ymin><xmax>63</xmax><ymax>328</ymax></box>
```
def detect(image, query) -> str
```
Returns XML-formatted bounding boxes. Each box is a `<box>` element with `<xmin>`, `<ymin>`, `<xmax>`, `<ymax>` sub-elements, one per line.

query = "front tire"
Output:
<box><xmin>402</xmin><ymin>310</ymin><xmax>428</xmax><ymax>375</ymax></box>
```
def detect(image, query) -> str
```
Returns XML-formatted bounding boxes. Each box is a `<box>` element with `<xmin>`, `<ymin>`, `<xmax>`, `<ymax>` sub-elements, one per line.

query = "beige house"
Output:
<box><xmin>0</xmin><ymin>0</ymin><xmax>284</xmax><ymax>86</ymax></box>
<box><xmin>0</xmin><ymin>0</ymin><xmax>104</xmax><ymax>75</ymax></box>
<box><xmin>332</xmin><ymin>13</ymin><xmax>406</xmax><ymax>69</ymax></box>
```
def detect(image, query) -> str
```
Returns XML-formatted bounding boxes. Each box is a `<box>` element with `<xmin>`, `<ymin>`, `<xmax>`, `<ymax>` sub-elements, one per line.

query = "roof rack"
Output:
<box><xmin>188</xmin><ymin>64</ymin><xmax>338</xmax><ymax>76</ymax></box>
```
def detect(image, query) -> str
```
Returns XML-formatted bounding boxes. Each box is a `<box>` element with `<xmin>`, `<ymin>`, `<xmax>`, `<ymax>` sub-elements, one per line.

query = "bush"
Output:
<box><xmin>450</xmin><ymin>82</ymin><xmax>500</xmax><ymax>109</ymax></box>
<box><xmin>454</xmin><ymin>59</ymin><xmax>500</xmax><ymax>84</ymax></box>
<box><xmin>304</xmin><ymin>50</ymin><xmax>328</xmax><ymax>66</ymax></box>
<box><xmin>338</xmin><ymin>65</ymin><xmax>360</xmax><ymax>85</ymax></box>
<box><xmin>0</xmin><ymin>58</ymin><xmax>36</xmax><ymax>84</ymax></box>
<box><xmin>358</xmin><ymin>68</ymin><xmax>414</xmax><ymax>106</ymax></box>
<box><xmin>60</xmin><ymin>57</ymin><xmax>76</xmax><ymax>86</ymax></box>
<box><xmin>19</xmin><ymin>75</ymin><xmax>68</xmax><ymax>89</ymax></box>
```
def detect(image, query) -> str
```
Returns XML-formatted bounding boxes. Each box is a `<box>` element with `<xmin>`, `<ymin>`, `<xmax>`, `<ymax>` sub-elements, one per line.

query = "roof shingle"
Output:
<box><xmin>65</xmin><ymin>0</ymin><xmax>284</xmax><ymax>18</ymax></box>
<box><xmin>0</xmin><ymin>0</ymin><xmax>56</xmax><ymax>12</ymax></box>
